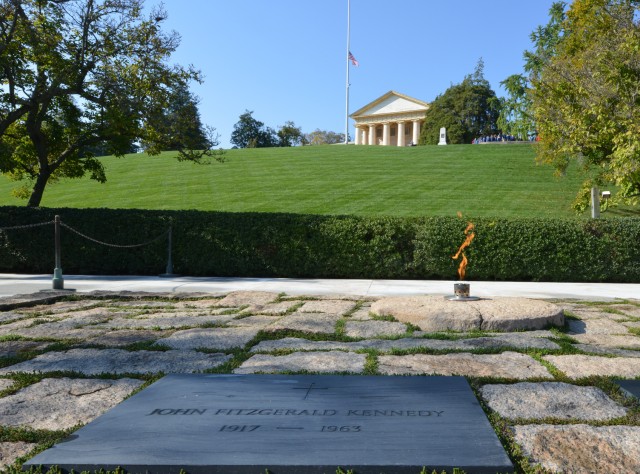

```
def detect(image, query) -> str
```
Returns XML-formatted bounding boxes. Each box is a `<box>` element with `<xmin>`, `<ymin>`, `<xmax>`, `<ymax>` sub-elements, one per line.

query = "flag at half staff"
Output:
<box><xmin>348</xmin><ymin>51</ymin><xmax>359</xmax><ymax>67</ymax></box>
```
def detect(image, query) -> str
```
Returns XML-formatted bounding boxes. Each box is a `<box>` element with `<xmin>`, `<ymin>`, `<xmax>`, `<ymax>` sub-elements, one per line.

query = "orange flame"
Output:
<box><xmin>452</xmin><ymin>215</ymin><xmax>475</xmax><ymax>281</ymax></box>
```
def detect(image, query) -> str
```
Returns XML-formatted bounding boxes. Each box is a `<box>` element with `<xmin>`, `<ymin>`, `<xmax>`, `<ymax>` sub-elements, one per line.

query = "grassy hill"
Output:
<box><xmin>0</xmin><ymin>144</ymin><xmax>598</xmax><ymax>218</ymax></box>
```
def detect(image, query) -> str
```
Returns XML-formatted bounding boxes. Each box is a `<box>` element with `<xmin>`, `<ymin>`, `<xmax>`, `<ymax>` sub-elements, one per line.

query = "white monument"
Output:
<box><xmin>438</xmin><ymin>127</ymin><xmax>447</xmax><ymax>146</ymax></box>
<box><xmin>350</xmin><ymin>91</ymin><xmax>429</xmax><ymax>146</ymax></box>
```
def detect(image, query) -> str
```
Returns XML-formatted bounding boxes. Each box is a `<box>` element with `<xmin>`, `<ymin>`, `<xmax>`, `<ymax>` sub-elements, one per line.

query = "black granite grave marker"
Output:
<box><xmin>617</xmin><ymin>379</ymin><xmax>640</xmax><ymax>400</ymax></box>
<box><xmin>25</xmin><ymin>374</ymin><xmax>513</xmax><ymax>473</ymax></box>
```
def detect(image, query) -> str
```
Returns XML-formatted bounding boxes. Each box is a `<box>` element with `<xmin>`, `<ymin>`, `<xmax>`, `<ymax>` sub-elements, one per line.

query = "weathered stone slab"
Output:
<box><xmin>0</xmin><ymin>441</ymin><xmax>37</xmax><ymax>469</ymax></box>
<box><xmin>25</xmin><ymin>374</ymin><xmax>513</xmax><ymax>473</ymax></box>
<box><xmin>0</xmin><ymin>340</ymin><xmax>50</xmax><ymax>358</ymax></box>
<box><xmin>378</xmin><ymin>352</ymin><xmax>550</xmax><ymax>379</ymax></box>
<box><xmin>254</xmin><ymin>301</ymin><xmax>302</xmax><ymax>315</ymax></box>
<box><xmin>372</xmin><ymin>296</ymin><xmax>563</xmax><ymax>332</ymax></box>
<box><xmin>344</xmin><ymin>320</ymin><xmax>408</xmax><ymax>338</ymax></box>
<box><xmin>349</xmin><ymin>305</ymin><xmax>373</xmax><ymax>321</ymax></box>
<box><xmin>12</xmin><ymin>325</ymin><xmax>107</xmax><ymax>340</ymax></box>
<box><xmin>0</xmin><ymin>311</ymin><xmax>31</xmax><ymax>323</ymax></box>
<box><xmin>213</xmin><ymin>291</ymin><xmax>279</xmax><ymax>308</ymax></box>
<box><xmin>570</xmin><ymin>334</ymin><xmax>640</xmax><ymax>349</ymax></box>
<box><xmin>266</xmin><ymin>312</ymin><xmax>341</xmax><ymax>335</ymax></box>
<box><xmin>227</xmin><ymin>315</ymin><xmax>282</xmax><ymax>328</ymax></box>
<box><xmin>480</xmin><ymin>382</ymin><xmax>626</xmax><ymax>420</ymax></box>
<box><xmin>544</xmin><ymin>355</ymin><xmax>640</xmax><ymax>379</ymax></box>
<box><xmin>251</xmin><ymin>334</ymin><xmax>560</xmax><ymax>353</ymax></box>
<box><xmin>94</xmin><ymin>314</ymin><xmax>235</xmax><ymax>330</ymax></box>
<box><xmin>512</xmin><ymin>424</ymin><xmax>640</xmax><ymax>473</ymax></box>
<box><xmin>608</xmin><ymin>304</ymin><xmax>640</xmax><ymax>318</ymax></box>
<box><xmin>298</xmin><ymin>300</ymin><xmax>356</xmax><ymax>316</ymax></box>
<box><xmin>574</xmin><ymin>343</ymin><xmax>640</xmax><ymax>358</ymax></box>
<box><xmin>87</xmin><ymin>329</ymin><xmax>172</xmax><ymax>347</ymax></box>
<box><xmin>0</xmin><ymin>291</ymin><xmax>73</xmax><ymax>311</ymax></box>
<box><xmin>567</xmin><ymin>318</ymin><xmax>630</xmax><ymax>335</ymax></box>
<box><xmin>0</xmin><ymin>378</ymin><xmax>14</xmax><ymax>391</ymax></box>
<box><xmin>234</xmin><ymin>352</ymin><xmax>366</xmax><ymax>374</ymax></box>
<box><xmin>566</xmin><ymin>308</ymin><xmax>629</xmax><ymax>321</ymax></box>
<box><xmin>0</xmin><ymin>348</ymin><xmax>231</xmax><ymax>375</ymax></box>
<box><xmin>0</xmin><ymin>377</ymin><xmax>143</xmax><ymax>430</ymax></box>
<box><xmin>156</xmin><ymin>327</ymin><xmax>260</xmax><ymax>350</ymax></box>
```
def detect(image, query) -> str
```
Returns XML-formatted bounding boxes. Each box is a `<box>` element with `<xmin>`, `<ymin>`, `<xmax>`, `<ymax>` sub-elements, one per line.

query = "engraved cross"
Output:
<box><xmin>292</xmin><ymin>383</ymin><xmax>329</xmax><ymax>400</ymax></box>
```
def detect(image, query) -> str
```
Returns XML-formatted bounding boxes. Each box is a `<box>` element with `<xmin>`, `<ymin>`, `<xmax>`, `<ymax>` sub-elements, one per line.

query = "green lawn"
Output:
<box><xmin>0</xmin><ymin>144</ymin><xmax>604</xmax><ymax>218</ymax></box>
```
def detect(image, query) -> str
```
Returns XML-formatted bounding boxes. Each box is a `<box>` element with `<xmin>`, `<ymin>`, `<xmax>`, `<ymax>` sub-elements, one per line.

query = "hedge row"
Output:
<box><xmin>1</xmin><ymin>206</ymin><xmax>639</xmax><ymax>282</ymax></box>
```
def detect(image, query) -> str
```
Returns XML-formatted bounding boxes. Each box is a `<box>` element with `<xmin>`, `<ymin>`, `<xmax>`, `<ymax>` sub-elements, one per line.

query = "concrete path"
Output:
<box><xmin>1</xmin><ymin>273</ymin><xmax>639</xmax><ymax>300</ymax></box>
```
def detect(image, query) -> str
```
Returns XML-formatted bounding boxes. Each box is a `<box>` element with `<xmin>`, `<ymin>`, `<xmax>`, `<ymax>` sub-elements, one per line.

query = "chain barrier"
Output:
<box><xmin>0</xmin><ymin>220</ymin><xmax>54</xmax><ymax>231</ymax></box>
<box><xmin>60</xmin><ymin>222</ymin><xmax>169</xmax><ymax>249</ymax></box>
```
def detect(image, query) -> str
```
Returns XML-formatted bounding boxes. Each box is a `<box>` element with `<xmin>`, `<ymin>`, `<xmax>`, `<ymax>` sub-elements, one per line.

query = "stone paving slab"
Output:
<box><xmin>0</xmin><ymin>377</ymin><xmax>144</xmax><ymax>430</ymax></box>
<box><xmin>253</xmin><ymin>301</ymin><xmax>302</xmax><ymax>315</ymax></box>
<box><xmin>608</xmin><ymin>304</ymin><xmax>640</xmax><ymax>318</ymax></box>
<box><xmin>574</xmin><ymin>343</ymin><xmax>640</xmax><ymax>358</ymax></box>
<box><xmin>569</xmin><ymin>334</ymin><xmax>640</xmax><ymax>349</ymax></box>
<box><xmin>212</xmin><ymin>291</ymin><xmax>279</xmax><ymax>308</ymax></box>
<box><xmin>234</xmin><ymin>351</ymin><xmax>366</xmax><ymax>374</ymax></box>
<box><xmin>343</xmin><ymin>320</ymin><xmax>408</xmax><ymax>338</ymax></box>
<box><xmin>0</xmin><ymin>292</ymin><xmax>71</xmax><ymax>311</ymax></box>
<box><xmin>0</xmin><ymin>348</ymin><xmax>231</xmax><ymax>375</ymax></box>
<box><xmin>0</xmin><ymin>340</ymin><xmax>50</xmax><ymax>358</ymax></box>
<box><xmin>155</xmin><ymin>327</ymin><xmax>260</xmax><ymax>350</ymax></box>
<box><xmin>298</xmin><ymin>299</ymin><xmax>356</xmax><ymax>316</ymax></box>
<box><xmin>11</xmin><ymin>325</ymin><xmax>107</xmax><ymax>340</ymax></box>
<box><xmin>93</xmin><ymin>314</ymin><xmax>235</xmax><ymax>330</ymax></box>
<box><xmin>0</xmin><ymin>379</ymin><xmax>14</xmax><ymax>392</ymax></box>
<box><xmin>378</xmin><ymin>352</ymin><xmax>551</xmax><ymax>379</ymax></box>
<box><xmin>265</xmin><ymin>312</ymin><xmax>341</xmax><ymax>334</ymax></box>
<box><xmin>86</xmin><ymin>329</ymin><xmax>173</xmax><ymax>347</ymax></box>
<box><xmin>565</xmin><ymin>308</ymin><xmax>630</xmax><ymax>321</ymax></box>
<box><xmin>544</xmin><ymin>354</ymin><xmax>640</xmax><ymax>379</ymax></box>
<box><xmin>480</xmin><ymin>382</ymin><xmax>627</xmax><ymax>420</ymax></box>
<box><xmin>567</xmin><ymin>318</ymin><xmax>631</xmax><ymax>335</ymax></box>
<box><xmin>226</xmin><ymin>314</ymin><xmax>282</xmax><ymax>328</ymax></box>
<box><xmin>512</xmin><ymin>424</ymin><xmax>640</xmax><ymax>473</ymax></box>
<box><xmin>0</xmin><ymin>442</ymin><xmax>37</xmax><ymax>470</ymax></box>
<box><xmin>251</xmin><ymin>334</ymin><xmax>560</xmax><ymax>353</ymax></box>
<box><xmin>0</xmin><ymin>312</ymin><xmax>32</xmax><ymax>323</ymax></box>
<box><xmin>348</xmin><ymin>305</ymin><xmax>373</xmax><ymax>320</ymax></box>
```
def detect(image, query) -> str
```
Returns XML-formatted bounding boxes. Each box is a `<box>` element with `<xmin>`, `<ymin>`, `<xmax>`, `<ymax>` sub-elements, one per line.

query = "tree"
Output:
<box><xmin>0</xmin><ymin>0</ymin><xmax>222</xmax><ymax>207</ymax></box>
<box><xmin>530</xmin><ymin>0</ymin><xmax>640</xmax><ymax>209</ymax></box>
<box><xmin>304</xmin><ymin>129</ymin><xmax>345</xmax><ymax>145</ymax></box>
<box><xmin>419</xmin><ymin>60</ymin><xmax>501</xmax><ymax>145</ymax></box>
<box><xmin>230</xmin><ymin>110</ymin><xmax>277</xmax><ymax>148</ymax></box>
<box><xmin>498</xmin><ymin>2</ymin><xmax>567</xmax><ymax>142</ymax></box>
<box><xmin>277</xmin><ymin>121</ymin><xmax>305</xmax><ymax>147</ymax></box>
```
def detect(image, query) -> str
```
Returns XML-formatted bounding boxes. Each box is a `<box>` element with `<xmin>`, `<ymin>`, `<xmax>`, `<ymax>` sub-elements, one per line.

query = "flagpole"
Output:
<box><xmin>344</xmin><ymin>0</ymin><xmax>350</xmax><ymax>145</ymax></box>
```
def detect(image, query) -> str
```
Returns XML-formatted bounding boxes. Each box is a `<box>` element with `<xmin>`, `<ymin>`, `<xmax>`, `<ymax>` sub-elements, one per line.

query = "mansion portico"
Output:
<box><xmin>350</xmin><ymin>91</ymin><xmax>429</xmax><ymax>146</ymax></box>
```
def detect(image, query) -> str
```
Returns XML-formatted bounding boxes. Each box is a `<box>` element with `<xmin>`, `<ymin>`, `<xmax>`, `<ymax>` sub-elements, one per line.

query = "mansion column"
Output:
<box><xmin>382</xmin><ymin>123</ymin><xmax>390</xmax><ymax>146</ymax></box>
<box><xmin>368</xmin><ymin>125</ymin><xmax>376</xmax><ymax>145</ymax></box>
<box><xmin>397</xmin><ymin>121</ymin><xmax>406</xmax><ymax>147</ymax></box>
<box><xmin>412</xmin><ymin>120</ymin><xmax>421</xmax><ymax>145</ymax></box>
<box><xmin>354</xmin><ymin>126</ymin><xmax>361</xmax><ymax>145</ymax></box>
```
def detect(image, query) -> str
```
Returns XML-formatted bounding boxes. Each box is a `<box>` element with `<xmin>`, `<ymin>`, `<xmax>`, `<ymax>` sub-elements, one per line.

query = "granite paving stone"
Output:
<box><xmin>569</xmin><ymin>334</ymin><xmax>640</xmax><ymax>349</ymax></box>
<box><xmin>0</xmin><ymin>312</ymin><xmax>31</xmax><ymax>323</ymax></box>
<box><xmin>544</xmin><ymin>354</ymin><xmax>640</xmax><ymax>378</ymax></box>
<box><xmin>0</xmin><ymin>348</ymin><xmax>231</xmax><ymax>375</ymax></box>
<box><xmin>234</xmin><ymin>351</ymin><xmax>366</xmax><ymax>374</ymax></box>
<box><xmin>348</xmin><ymin>305</ymin><xmax>373</xmax><ymax>321</ymax></box>
<box><xmin>343</xmin><ymin>320</ymin><xmax>408</xmax><ymax>338</ymax></box>
<box><xmin>567</xmin><ymin>318</ymin><xmax>630</xmax><ymax>335</ymax></box>
<box><xmin>480</xmin><ymin>382</ymin><xmax>627</xmax><ymax>420</ymax></box>
<box><xmin>212</xmin><ymin>291</ymin><xmax>279</xmax><ymax>308</ymax></box>
<box><xmin>0</xmin><ymin>442</ymin><xmax>37</xmax><ymax>469</ymax></box>
<box><xmin>0</xmin><ymin>319</ymin><xmax>41</xmax><ymax>336</ymax></box>
<box><xmin>92</xmin><ymin>314</ymin><xmax>235</xmax><ymax>330</ymax></box>
<box><xmin>251</xmin><ymin>334</ymin><xmax>560</xmax><ymax>353</ymax></box>
<box><xmin>573</xmin><ymin>343</ymin><xmax>640</xmax><ymax>358</ymax></box>
<box><xmin>298</xmin><ymin>300</ymin><xmax>356</xmax><ymax>316</ymax></box>
<box><xmin>12</xmin><ymin>326</ymin><xmax>108</xmax><ymax>340</ymax></box>
<box><xmin>0</xmin><ymin>377</ymin><xmax>144</xmax><ymax>430</ymax></box>
<box><xmin>86</xmin><ymin>329</ymin><xmax>173</xmax><ymax>347</ymax></box>
<box><xmin>265</xmin><ymin>312</ymin><xmax>341</xmax><ymax>334</ymax></box>
<box><xmin>172</xmin><ymin>299</ymin><xmax>228</xmax><ymax>309</ymax></box>
<box><xmin>226</xmin><ymin>315</ymin><xmax>282</xmax><ymax>328</ymax></box>
<box><xmin>155</xmin><ymin>327</ymin><xmax>261</xmax><ymax>350</ymax></box>
<box><xmin>607</xmin><ymin>304</ymin><xmax>640</xmax><ymax>318</ymax></box>
<box><xmin>512</xmin><ymin>424</ymin><xmax>640</xmax><ymax>473</ymax></box>
<box><xmin>0</xmin><ymin>379</ymin><xmax>14</xmax><ymax>391</ymax></box>
<box><xmin>565</xmin><ymin>308</ymin><xmax>630</xmax><ymax>321</ymax></box>
<box><xmin>253</xmin><ymin>301</ymin><xmax>302</xmax><ymax>315</ymax></box>
<box><xmin>0</xmin><ymin>341</ymin><xmax>50</xmax><ymax>358</ymax></box>
<box><xmin>378</xmin><ymin>352</ymin><xmax>551</xmax><ymax>379</ymax></box>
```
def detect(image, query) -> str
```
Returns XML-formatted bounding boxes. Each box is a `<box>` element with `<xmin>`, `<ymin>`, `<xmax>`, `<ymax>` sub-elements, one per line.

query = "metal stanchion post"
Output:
<box><xmin>52</xmin><ymin>215</ymin><xmax>64</xmax><ymax>289</ymax></box>
<box><xmin>159</xmin><ymin>225</ymin><xmax>179</xmax><ymax>277</ymax></box>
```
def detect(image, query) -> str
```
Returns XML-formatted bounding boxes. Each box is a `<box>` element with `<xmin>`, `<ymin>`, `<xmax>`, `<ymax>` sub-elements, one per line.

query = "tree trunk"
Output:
<box><xmin>26</xmin><ymin>171</ymin><xmax>50</xmax><ymax>207</ymax></box>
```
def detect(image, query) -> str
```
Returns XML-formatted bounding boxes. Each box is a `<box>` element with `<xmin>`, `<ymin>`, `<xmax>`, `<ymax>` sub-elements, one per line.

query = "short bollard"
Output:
<box><xmin>52</xmin><ymin>215</ymin><xmax>64</xmax><ymax>290</ymax></box>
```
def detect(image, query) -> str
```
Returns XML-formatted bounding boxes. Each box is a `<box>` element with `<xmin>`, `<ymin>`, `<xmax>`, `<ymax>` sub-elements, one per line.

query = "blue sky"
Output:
<box><xmin>155</xmin><ymin>0</ymin><xmax>559</xmax><ymax>148</ymax></box>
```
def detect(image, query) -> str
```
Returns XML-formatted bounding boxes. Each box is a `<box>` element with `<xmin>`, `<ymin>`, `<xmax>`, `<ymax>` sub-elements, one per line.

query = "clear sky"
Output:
<box><xmin>154</xmin><ymin>0</ymin><xmax>559</xmax><ymax>148</ymax></box>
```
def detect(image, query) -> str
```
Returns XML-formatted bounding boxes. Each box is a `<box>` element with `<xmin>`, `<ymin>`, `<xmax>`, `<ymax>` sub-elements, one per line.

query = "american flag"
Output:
<box><xmin>348</xmin><ymin>51</ymin><xmax>359</xmax><ymax>67</ymax></box>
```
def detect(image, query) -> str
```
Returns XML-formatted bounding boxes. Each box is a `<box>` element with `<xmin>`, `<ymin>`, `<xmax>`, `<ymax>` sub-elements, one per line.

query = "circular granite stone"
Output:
<box><xmin>370</xmin><ymin>296</ymin><xmax>563</xmax><ymax>332</ymax></box>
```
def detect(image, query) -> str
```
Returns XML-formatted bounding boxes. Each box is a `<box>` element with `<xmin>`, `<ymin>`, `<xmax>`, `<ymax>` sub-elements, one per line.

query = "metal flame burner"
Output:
<box><xmin>446</xmin><ymin>282</ymin><xmax>480</xmax><ymax>302</ymax></box>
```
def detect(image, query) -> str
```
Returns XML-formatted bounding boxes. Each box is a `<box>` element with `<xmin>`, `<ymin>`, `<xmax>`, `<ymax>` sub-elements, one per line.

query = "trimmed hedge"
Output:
<box><xmin>1</xmin><ymin>206</ymin><xmax>639</xmax><ymax>282</ymax></box>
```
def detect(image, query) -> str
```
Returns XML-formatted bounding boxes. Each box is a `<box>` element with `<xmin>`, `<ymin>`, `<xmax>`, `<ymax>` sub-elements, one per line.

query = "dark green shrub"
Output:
<box><xmin>0</xmin><ymin>206</ymin><xmax>638</xmax><ymax>282</ymax></box>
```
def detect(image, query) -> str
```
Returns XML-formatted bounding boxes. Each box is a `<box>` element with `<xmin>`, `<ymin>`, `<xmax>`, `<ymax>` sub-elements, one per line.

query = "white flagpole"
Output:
<box><xmin>344</xmin><ymin>0</ymin><xmax>350</xmax><ymax>145</ymax></box>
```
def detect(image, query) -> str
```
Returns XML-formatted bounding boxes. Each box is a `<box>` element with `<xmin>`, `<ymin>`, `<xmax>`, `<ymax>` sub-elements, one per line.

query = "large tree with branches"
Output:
<box><xmin>0</xmin><ymin>0</ymin><xmax>222</xmax><ymax>207</ymax></box>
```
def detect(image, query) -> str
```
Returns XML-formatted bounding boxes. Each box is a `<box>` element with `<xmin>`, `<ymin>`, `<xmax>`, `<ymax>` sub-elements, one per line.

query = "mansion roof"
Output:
<box><xmin>350</xmin><ymin>91</ymin><xmax>429</xmax><ymax>123</ymax></box>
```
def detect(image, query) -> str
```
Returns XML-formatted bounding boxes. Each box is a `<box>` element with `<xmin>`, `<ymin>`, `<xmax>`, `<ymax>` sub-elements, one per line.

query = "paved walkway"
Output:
<box><xmin>0</xmin><ymin>287</ymin><xmax>639</xmax><ymax>472</ymax></box>
<box><xmin>1</xmin><ymin>273</ymin><xmax>640</xmax><ymax>300</ymax></box>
